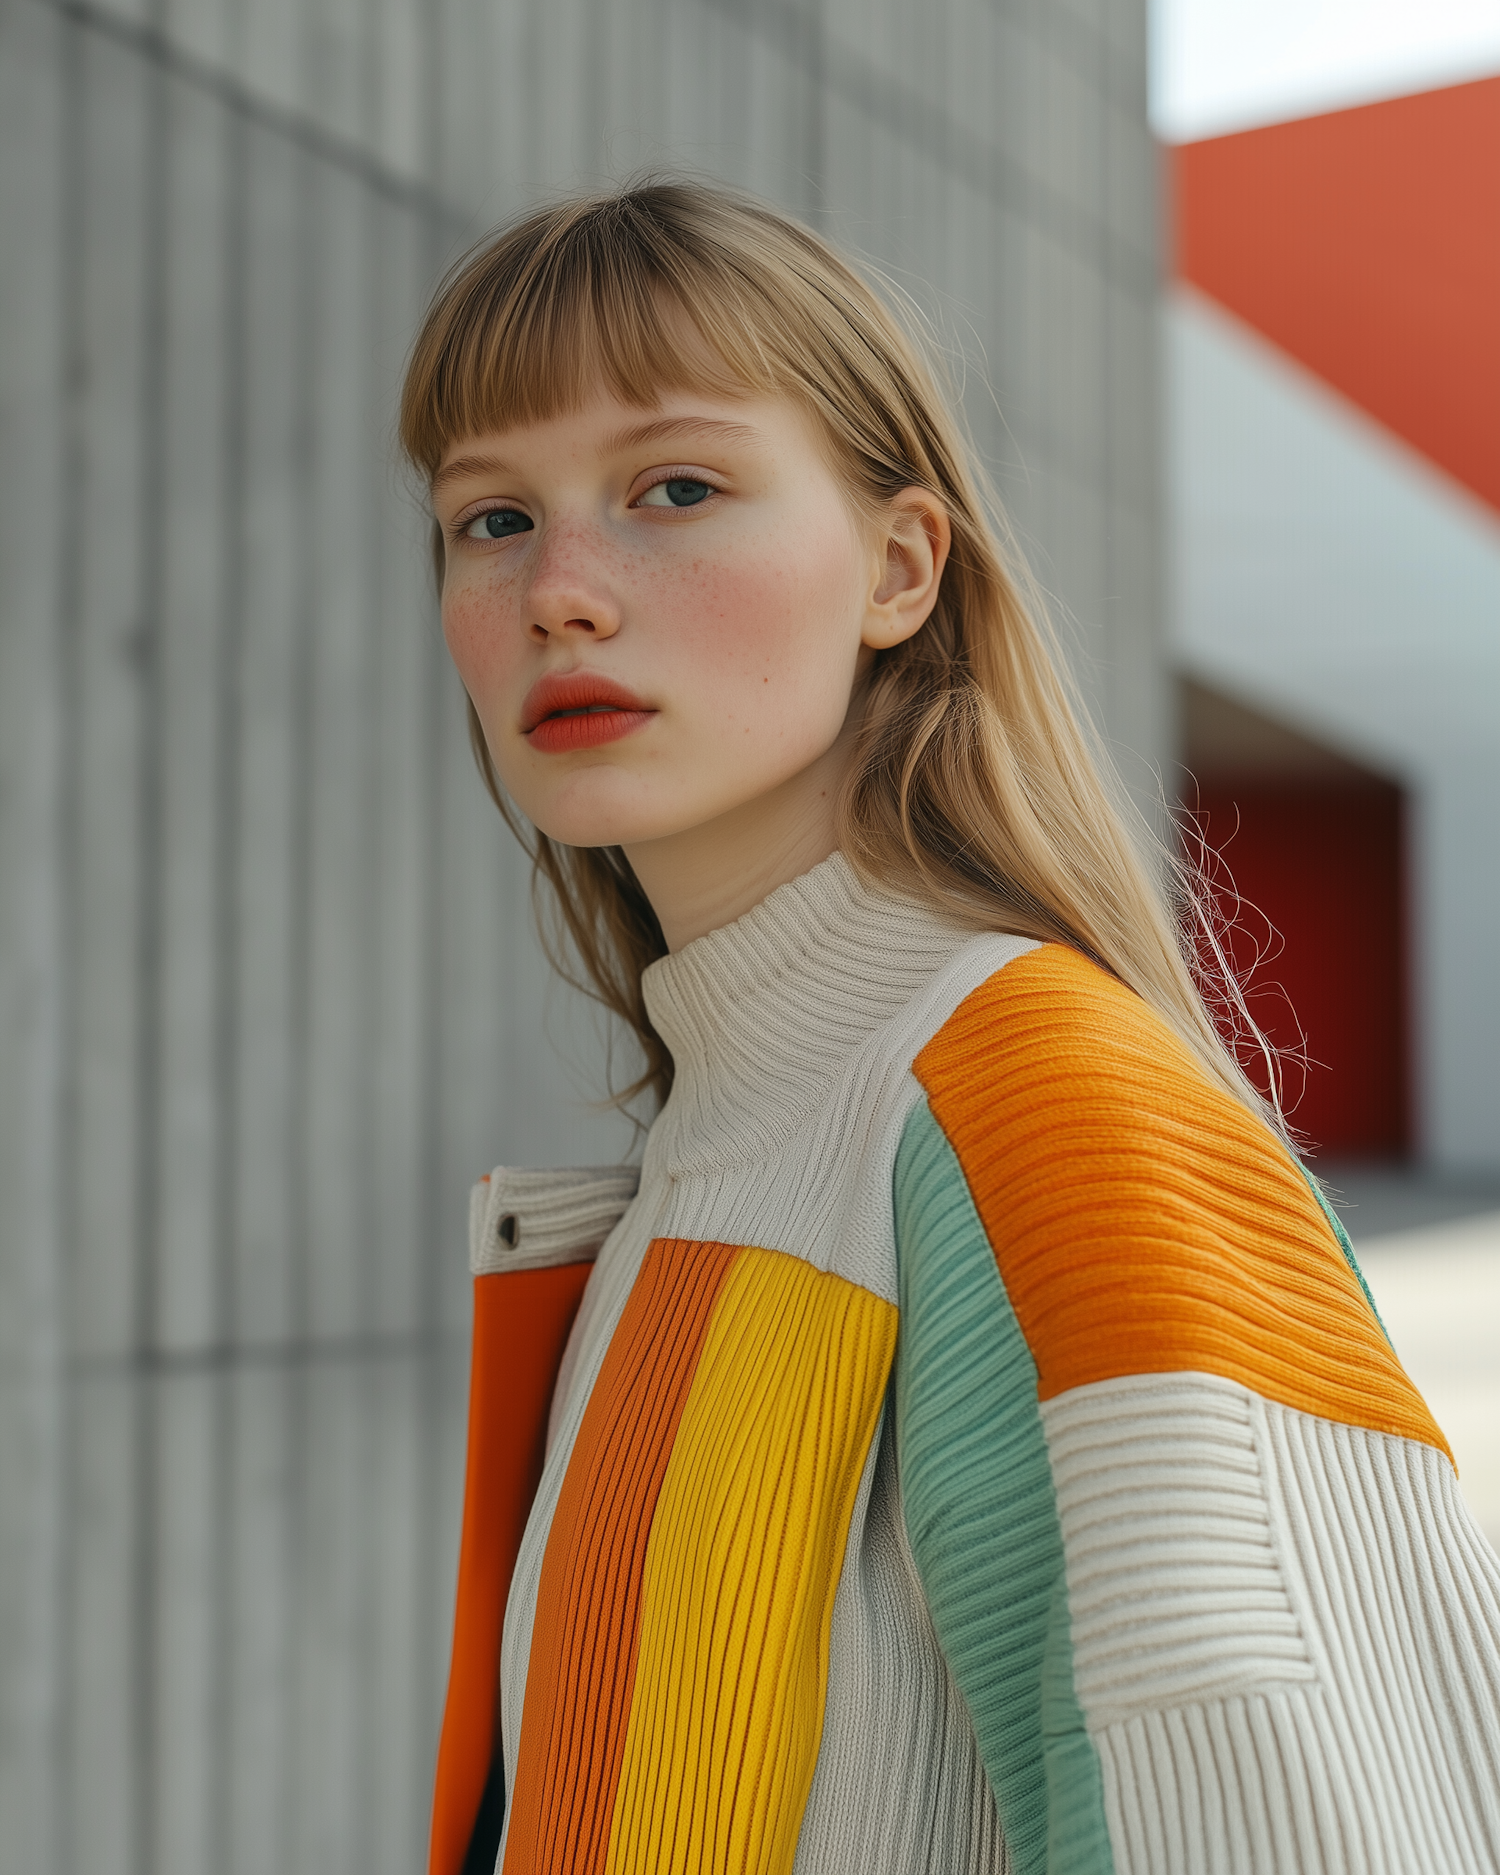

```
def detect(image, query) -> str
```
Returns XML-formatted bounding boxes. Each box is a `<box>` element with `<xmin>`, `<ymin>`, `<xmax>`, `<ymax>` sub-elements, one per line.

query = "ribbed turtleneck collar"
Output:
<box><xmin>640</xmin><ymin>852</ymin><xmax>974</xmax><ymax>1176</ymax></box>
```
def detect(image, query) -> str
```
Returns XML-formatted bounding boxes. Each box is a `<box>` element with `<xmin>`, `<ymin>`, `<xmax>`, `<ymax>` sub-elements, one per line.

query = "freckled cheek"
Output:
<box><xmin>665</xmin><ymin>543</ymin><xmax>858</xmax><ymax>701</ymax></box>
<box><xmin>441</xmin><ymin>582</ymin><xmax>523</xmax><ymax>696</ymax></box>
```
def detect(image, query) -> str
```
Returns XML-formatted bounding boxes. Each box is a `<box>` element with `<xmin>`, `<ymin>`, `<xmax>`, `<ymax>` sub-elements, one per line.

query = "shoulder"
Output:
<box><xmin>914</xmin><ymin>940</ymin><xmax>1208</xmax><ymax>1132</ymax></box>
<box><xmin>903</xmin><ymin>944</ymin><xmax>1446</xmax><ymax>1455</ymax></box>
<box><xmin>911</xmin><ymin>943</ymin><xmax>1269</xmax><ymax>1228</ymax></box>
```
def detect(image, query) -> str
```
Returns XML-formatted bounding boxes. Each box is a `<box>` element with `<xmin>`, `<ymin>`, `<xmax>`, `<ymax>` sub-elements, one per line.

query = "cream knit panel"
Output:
<box><xmin>793</xmin><ymin>1414</ymin><xmax>1011</xmax><ymax>1875</ymax></box>
<box><xmin>1258</xmin><ymin>1397</ymin><xmax>1500</xmax><ymax>1872</ymax></box>
<box><xmin>1041</xmin><ymin>1375</ymin><xmax>1318</xmax><ymax>1725</ymax></box>
<box><xmin>1044</xmin><ymin>1372</ymin><xmax>1500</xmax><ymax>1874</ymax></box>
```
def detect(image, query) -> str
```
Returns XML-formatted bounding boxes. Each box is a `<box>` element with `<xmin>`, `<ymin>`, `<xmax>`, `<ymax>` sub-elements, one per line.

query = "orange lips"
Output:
<box><xmin>522</xmin><ymin>669</ymin><xmax>657</xmax><ymax>752</ymax></box>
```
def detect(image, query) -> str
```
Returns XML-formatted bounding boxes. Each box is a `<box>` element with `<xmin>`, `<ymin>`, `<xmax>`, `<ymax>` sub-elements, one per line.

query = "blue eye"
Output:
<box><xmin>666</xmin><ymin>479</ymin><xmax>710</xmax><ymax>506</ymax></box>
<box><xmin>466</xmin><ymin>508</ymin><xmax>532</xmax><ymax>539</ymax></box>
<box><xmin>639</xmin><ymin>478</ymin><xmax>713</xmax><ymax>508</ymax></box>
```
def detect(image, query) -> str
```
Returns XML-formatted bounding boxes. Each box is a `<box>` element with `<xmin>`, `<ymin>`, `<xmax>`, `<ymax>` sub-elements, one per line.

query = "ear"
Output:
<box><xmin>862</xmin><ymin>487</ymin><xmax>951</xmax><ymax>651</ymax></box>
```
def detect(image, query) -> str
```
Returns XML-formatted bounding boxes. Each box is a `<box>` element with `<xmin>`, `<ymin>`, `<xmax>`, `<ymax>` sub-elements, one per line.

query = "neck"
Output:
<box><xmin>623</xmin><ymin>738</ymin><xmax>850</xmax><ymax>952</ymax></box>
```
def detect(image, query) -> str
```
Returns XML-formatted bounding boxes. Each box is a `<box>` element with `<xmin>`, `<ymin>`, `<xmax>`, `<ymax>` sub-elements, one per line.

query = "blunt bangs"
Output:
<box><xmin>399</xmin><ymin>182</ymin><xmax>942</xmax><ymax>505</ymax></box>
<box><xmin>402</xmin><ymin>189</ymin><xmax>811</xmax><ymax>478</ymax></box>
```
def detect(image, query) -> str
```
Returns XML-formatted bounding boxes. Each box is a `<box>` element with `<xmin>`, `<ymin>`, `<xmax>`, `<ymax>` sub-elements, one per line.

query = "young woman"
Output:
<box><xmin>404</xmin><ymin>183</ymin><xmax>1500</xmax><ymax>1875</ymax></box>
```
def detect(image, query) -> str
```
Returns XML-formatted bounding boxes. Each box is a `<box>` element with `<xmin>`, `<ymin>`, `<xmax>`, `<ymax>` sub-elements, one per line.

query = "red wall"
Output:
<box><xmin>1191</xmin><ymin>781</ymin><xmax>1410</xmax><ymax>1157</ymax></box>
<box><xmin>1175</xmin><ymin>75</ymin><xmax>1500</xmax><ymax>516</ymax></box>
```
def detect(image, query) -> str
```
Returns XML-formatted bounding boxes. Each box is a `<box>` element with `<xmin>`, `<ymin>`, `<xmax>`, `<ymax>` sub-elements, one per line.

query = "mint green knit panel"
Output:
<box><xmin>1298</xmin><ymin>1161</ymin><xmax>1394</xmax><ymax>1344</ymax></box>
<box><xmin>894</xmin><ymin>1099</ymin><xmax>1112</xmax><ymax>1875</ymax></box>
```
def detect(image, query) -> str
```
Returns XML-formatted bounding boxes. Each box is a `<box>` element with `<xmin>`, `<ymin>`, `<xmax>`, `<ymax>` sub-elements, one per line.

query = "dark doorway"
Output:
<box><xmin>1180</xmin><ymin>679</ymin><xmax>1411</xmax><ymax>1158</ymax></box>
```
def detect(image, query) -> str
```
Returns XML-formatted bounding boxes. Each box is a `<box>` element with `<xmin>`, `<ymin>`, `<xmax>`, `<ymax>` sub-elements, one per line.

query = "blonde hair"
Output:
<box><xmin>400</xmin><ymin>179</ymin><xmax>1279</xmax><ymax>1131</ymax></box>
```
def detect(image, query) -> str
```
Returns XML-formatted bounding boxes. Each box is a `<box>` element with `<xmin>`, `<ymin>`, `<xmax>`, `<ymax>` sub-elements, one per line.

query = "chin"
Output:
<box><xmin>522</xmin><ymin>786</ymin><xmax>702</xmax><ymax>852</ymax></box>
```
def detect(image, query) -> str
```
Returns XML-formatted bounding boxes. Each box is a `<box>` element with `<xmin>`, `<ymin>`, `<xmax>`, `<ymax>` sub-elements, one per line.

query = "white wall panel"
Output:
<box><xmin>0</xmin><ymin>0</ymin><xmax>1162</xmax><ymax>1866</ymax></box>
<box><xmin>1169</xmin><ymin>285</ymin><xmax>1500</xmax><ymax>1166</ymax></box>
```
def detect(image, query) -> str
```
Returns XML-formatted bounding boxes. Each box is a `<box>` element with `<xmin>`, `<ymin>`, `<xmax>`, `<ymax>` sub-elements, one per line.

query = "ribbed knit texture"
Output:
<box><xmin>469</xmin><ymin>1165</ymin><xmax>640</xmax><ymax>1276</ymax></box>
<box><xmin>895</xmin><ymin>1100</ymin><xmax>1111</xmax><ymax>1875</ymax></box>
<box><xmin>1079</xmin><ymin>1390</ymin><xmax>1500</xmax><ymax>1873</ymax></box>
<box><xmin>608</xmin><ymin>1248</ymin><xmax>896</xmax><ymax>1874</ymax></box>
<box><xmin>915</xmin><ymin>944</ymin><xmax>1447</xmax><ymax>1452</ymax></box>
<box><xmin>909</xmin><ymin>940</ymin><xmax>1500</xmax><ymax>1871</ymax></box>
<box><xmin>461</xmin><ymin>853</ymin><xmax>1500</xmax><ymax>1875</ymax></box>
<box><xmin>504</xmin><ymin>1238</ymin><xmax>740</xmax><ymax>1873</ymax></box>
<box><xmin>1041</xmin><ymin>1376</ymin><xmax>1317</xmax><ymax>1725</ymax></box>
<box><xmin>1256</xmin><ymin>1401</ymin><xmax>1500</xmax><ymax>1872</ymax></box>
<box><xmin>498</xmin><ymin>859</ymin><xmax>1020</xmax><ymax>1873</ymax></box>
<box><xmin>432</xmin><ymin>1167</ymin><xmax>638</xmax><ymax>1875</ymax></box>
<box><xmin>639</xmin><ymin>855</ymin><xmax>987</xmax><ymax>1182</ymax></box>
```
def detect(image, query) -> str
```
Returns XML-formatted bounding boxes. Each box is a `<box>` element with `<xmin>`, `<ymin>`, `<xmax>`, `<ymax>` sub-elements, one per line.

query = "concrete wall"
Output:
<box><xmin>0</xmin><ymin>1</ymin><xmax>1162</xmax><ymax>1869</ymax></box>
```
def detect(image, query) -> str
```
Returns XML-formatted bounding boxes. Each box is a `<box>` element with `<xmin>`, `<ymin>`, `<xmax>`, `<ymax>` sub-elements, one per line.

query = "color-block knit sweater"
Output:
<box><xmin>430</xmin><ymin>854</ymin><xmax>1500</xmax><ymax>1875</ymax></box>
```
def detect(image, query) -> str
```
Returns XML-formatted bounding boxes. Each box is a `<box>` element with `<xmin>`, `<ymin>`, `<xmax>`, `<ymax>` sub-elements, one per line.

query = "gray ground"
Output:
<box><xmin>1314</xmin><ymin>1162</ymin><xmax>1500</xmax><ymax>1242</ymax></box>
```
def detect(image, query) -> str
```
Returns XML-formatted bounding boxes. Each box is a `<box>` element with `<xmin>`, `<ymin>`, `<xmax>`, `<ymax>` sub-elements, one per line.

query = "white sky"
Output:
<box><xmin>1151</xmin><ymin>0</ymin><xmax>1500</xmax><ymax>143</ymax></box>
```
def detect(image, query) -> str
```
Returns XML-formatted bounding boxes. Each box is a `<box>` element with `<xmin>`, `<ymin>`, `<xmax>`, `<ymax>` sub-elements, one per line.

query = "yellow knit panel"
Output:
<box><xmin>605</xmin><ymin>1246</ymin><xmax>897</xmax><ymax>1875</ymax></box>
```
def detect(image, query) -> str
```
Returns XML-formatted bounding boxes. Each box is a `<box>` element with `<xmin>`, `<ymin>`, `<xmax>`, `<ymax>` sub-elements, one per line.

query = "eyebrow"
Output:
<box><xmin>599</xmin><ymin>415</ymin><xmax>765</xmax><ymax>455</ymax></box>
<box><xmin>431</xmin><ymin>452</ymin><xmax>516</xmax><ymax>495</ymax></box>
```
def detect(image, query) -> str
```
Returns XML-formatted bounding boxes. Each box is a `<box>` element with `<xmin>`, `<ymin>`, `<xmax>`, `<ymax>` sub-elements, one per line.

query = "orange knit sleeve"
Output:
<box><xmin>913</xmin><ymin>944</ymin><xmax>1449</xmax><ymax>1458</ymax></box>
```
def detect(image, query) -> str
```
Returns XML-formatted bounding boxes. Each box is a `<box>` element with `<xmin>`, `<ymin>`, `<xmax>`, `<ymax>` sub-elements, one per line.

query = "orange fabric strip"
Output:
<box><xmin>502</xmin><ymin>1238</ymin><xmax>742</xmax><ymax>1875</ymax></box>
<box><xmin>914</xmin><ymin>944</ymin><xmax>1448</xmax><ymax>1457</ymax></box>
<box><xmin>429</xmin><ymin>1260</ymin><xmax>594</xmax><ymax>1875</ymax></box>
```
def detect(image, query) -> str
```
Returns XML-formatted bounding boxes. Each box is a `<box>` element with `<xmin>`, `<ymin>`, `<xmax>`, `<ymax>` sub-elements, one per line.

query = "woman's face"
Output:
<box><xmin>434</xmin><ymin>387</ymin><xmax>928</xmax><ymax>852</ymax></box>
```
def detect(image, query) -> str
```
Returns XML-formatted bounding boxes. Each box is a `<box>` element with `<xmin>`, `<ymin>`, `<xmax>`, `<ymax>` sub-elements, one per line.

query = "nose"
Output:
<box><xmin>524</xmin><ymin>520</ymin><xmax>621</xmax><ymax>645</ymax></box>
